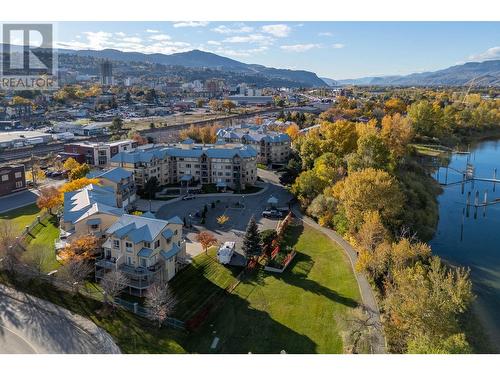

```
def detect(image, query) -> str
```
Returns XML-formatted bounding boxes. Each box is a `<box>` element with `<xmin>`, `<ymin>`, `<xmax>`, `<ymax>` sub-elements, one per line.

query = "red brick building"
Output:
<box><xmin>0</xmin><ymin>164</ymin><xmax>27</xmax><ymax>197</ymax></box>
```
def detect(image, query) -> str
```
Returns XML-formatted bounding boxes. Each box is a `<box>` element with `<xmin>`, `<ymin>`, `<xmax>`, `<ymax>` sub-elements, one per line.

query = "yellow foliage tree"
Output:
<box><xmin>36</xmin><ymin>186</ymin><xmax>63</xmax><ymax>214</ymax></box>
<box><xmin>63</xmin><ymin>157</ymin><xmax>80</xmax><ymax>171</ymax></box>
<box><xmin>285</xmin><ymin>123</ymin><xmax>300</xmax><ymax>140</ymax></box>
<box><xmin>59</xmin><ymin>177</ymin><xmax>100</xmax><ymax>194</ymax></box>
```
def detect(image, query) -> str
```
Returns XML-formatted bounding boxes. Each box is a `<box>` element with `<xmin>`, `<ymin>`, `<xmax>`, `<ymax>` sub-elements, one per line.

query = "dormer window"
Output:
<box><xmin>144</xmin><ymin>241</ymin><xmax>151</xmax><ymax>248</ymax></box>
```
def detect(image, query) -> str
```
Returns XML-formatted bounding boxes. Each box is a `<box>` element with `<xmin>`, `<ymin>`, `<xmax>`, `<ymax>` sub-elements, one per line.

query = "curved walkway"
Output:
<box><xmin>292</xmin><ymin>207</ymin><xmax>386</xmax><ymax>353</ymax></box>
<box><xmin>0</xmin><ymin>284</ymin><xmax>121</xmax><ymax>354</ymax></box>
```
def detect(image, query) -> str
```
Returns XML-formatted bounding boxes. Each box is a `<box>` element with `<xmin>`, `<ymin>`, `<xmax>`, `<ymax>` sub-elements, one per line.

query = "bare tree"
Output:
<box><xmin>145</xmin><ymin>282</ymin><xmax>177</xmax><ymax>327</ymax></box>
<box><xmin>23</xmin><ymin>244</ymin><xmax>50</xmax><ymax>277</ymax></box>
<box><xmin>0</xmin><ymin>221</ymin><xmax>21</xmax><ymax>274</ymax></box>
<box><xmin>100</xmin><ymin>270</ymin><xmax>128</xmax><ymax>306</ymax></box>
<box><xmin>337</xmin><ymin>306</ymin><xmax>382</xmax><ymax>354</ymax></box>
<box><xmin>58</xmin><ymin>259</ymin><xmax>93</xmax><ymax>294</ymax></box>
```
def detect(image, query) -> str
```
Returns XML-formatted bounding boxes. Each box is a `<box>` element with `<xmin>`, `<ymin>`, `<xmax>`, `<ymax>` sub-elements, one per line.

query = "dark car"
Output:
<box><xmin>262</xmin><ymin>210</ymin><xmax>285</xmax><ymax>219</ymax></box>
<box><xmin>182</xmin><ymin>194</ymin><xmax>196</xmax><ymax>200</ymax></box>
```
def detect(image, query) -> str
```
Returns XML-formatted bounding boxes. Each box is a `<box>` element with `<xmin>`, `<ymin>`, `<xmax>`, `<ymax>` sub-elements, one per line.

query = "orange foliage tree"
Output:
<box><xmin>59</xmin><ymin>235</ymin><xmax>100</xmax><ymax>262</ymax></box>
<box><xmin>36</xmin><ymin>186</ymin><xmax>63</xmax><ymax>214</ymax></box>
<box><xmin>195</xmin><ymin>231</ymin><xmax>218</xmax><ymax>254</ymax></box>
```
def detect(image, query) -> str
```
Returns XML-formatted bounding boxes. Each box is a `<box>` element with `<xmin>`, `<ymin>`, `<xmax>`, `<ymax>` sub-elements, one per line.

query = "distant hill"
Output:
<box><xmin>337</xmin><ymin>60</ymin><xmax>500</xmax><ymax>86</ymax></box>
<box><xmin>320</xmin><ymin>77</ymin><xmax>339</xmax><ymax>86</ymax></box>
<box><xmin>57</xmin><ymin>48</ymin><xmax>327</xmax><ymax>87</ymax></box>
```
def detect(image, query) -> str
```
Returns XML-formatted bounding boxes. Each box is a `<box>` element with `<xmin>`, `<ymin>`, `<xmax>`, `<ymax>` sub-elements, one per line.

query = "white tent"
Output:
<box><xmin>217</xmin><ymin>241</ymin><xmax>235</xmax><ymax>264</ymax></box>
<box><xmin>267</xmin><ymin>196</ymin><xmax>278</xmax><ymax>208</ymax></box>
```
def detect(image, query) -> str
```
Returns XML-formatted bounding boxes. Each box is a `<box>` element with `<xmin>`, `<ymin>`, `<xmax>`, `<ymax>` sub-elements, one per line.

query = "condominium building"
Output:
<box><xmin>57</xmin><ymin>183</ymin><xmax>125</xmax><ymax>250</ymax></box>
<box><xmin>95</xmin><ymin>213</ymin><xmax>185</xmax><ymax>296</ymax></box>
<box><xmin>64</xmin><ymin>140</ymin><xmax>138</xmax><ymax>167</ymax></box>
<box><xmin>87</xmin><ymin>167</ymin><xmax>137</xmax><ymax>209</ymax></box>
<box><xmin>216</xmin><ymin>125</ymin><xmax>291</xmax><ymax>164</ymax></box>
<box><xmin>110</xmin><ymin>141</ymin><xmax>258</xmax><ymax>190</ymax></box>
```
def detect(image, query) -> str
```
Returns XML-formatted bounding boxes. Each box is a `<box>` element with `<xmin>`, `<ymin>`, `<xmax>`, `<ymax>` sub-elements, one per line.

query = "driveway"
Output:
<box><xmin>0</xmin><ymin>284</ymin><xmax>120</xmax><ymax>354</ymax></box>
<box><xmin>155</xmin><ymin>173</ymin><xmax>293</xmax><ymax>265</ymax></box>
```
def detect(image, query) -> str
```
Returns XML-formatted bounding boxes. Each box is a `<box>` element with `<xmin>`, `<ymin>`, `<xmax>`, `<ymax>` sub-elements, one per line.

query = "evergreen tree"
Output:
<box><xmin>242</xmin><ymin>217</ymin><xmax>262</xmax><ymax>259</ymax></box>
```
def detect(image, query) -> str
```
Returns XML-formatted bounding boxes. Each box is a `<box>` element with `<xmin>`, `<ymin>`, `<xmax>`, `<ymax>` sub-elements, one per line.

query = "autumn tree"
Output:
<box><xmin>306</xmin><ymin>194</ymin><xmax>338</xmax><ymax>227</ymax></box>
<box><xmin>110</xmin><ymin>117</ymin><xmax>124</xmax><ymax>133</ymax></box>
<box><xmin>285</xmin><ymin>123</ymin><xmax>300</xmax><ymax>140</ymax></box>
<box><xmin>100</xmin><ymin>270</ymin><xmax>128</xmax><ymax>306</ymax></box>
<box><xmin>36</xmin><ymin>186</ymin><xmax>63</xmax><ymax>214</ymax></box>
<box><xmin>129</xmin><ymin>131</ymin><xmax>148</xmax><ymax>145</ymax></box>
<box><xmin>380</xmin><ymin>114</ymin><xmax>414</xmax><ymax>161</ymax></box>
<box><xmin>242</xmin><ymin>217</ymin><xmax>262</xmax><ymax>259</ymax></box>
<box><xmin>384</xmin><ymin>257</ymin><xmax>473</xmax><ymax>353</ymax></box>
<box><xmin>347</xmin><ymin>131</ymin><xmax>390</xmax><ymax>172</ymax></box>
<box><xmin>145</xmin><ymin>282</ymin><xmax>177</xmax><ymax>328</ymax></box>
<box><xmin>222</xmin><ymin>99</ymin><xmax>236</xmax><ymax>113</ymax></box>
<box><xmin>195</xmin><ymin>231</ymin><xmax>217</xmax><ymax>254</ymax></box>
<box><xmin>295</xmin><ymin>131</ymin><xmax>323</xmax><ymax>170</ymax></box>
<box><xmin>69</xmin><ymin>163</ymin><xmax>90</xmax><ymax>181</ymax></box>
<box><xmin>337</xmin><ymin>306</ymin><xmax>382</xmax><ymax>354</ymax></box>
<box><xmin>59</xmin><ymin>177</ymin><xmax>100</xmax><ymax>194</ymax></box>
<box><xmin>356</xmin><ymin>211</ymin><xmax>388</xmax><ymax>254</ymax></box>
<box><xmin>384</xmin><ymin>98</ymin><xmax>407</xmax><ymax>115</ymax></box>
<box><xmin>407</xmin><ymin>100</ymin><xmax>444</xmax><ymax>139</ymax></box>
<box><xmin>319</xmin><ymin>120</ymin><xmax>358</xmax><ymax>157</ymax></box>
<box><xmin>329</xmin><ymin>168</ymin><xmax>404</xmax><ymax>231</ymax></box>
<box><xmin>63</xmin><ymin>157</ymin><xmax>80</xmax><ymax>171</ymax></box>
<box><xmin>291</xmin><ymin>169</ymin><xmax>326</xmax><ymax>207</ymax></box>
<box><xmin>208</xmin><ymin>99</ymin><xmax>222</xmax><ymax>112</ymax></box>
<box><xmin>59</xmin><ymin>235</ymin><xmax>100</xmax><ymax>262</ymax></box>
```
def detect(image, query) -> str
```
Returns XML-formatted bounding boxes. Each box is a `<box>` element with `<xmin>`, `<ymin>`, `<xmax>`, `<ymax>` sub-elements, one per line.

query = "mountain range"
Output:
<box><xmin>57</xmin><ymin>48</ymin><xmax>327</xmax><ymax>87</ymax></box>
<box><xmin>334</xmin><ymin>60</ymin><xmax>500</xmax><ymax>86</ymax></box>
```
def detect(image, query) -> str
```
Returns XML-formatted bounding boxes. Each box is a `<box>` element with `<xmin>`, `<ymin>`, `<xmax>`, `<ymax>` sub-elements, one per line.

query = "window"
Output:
<box><xmin>14</xmin><ymin>172</ymin><xmax>22</xmax><ymax>179</ymax></box>
<box><xmin>144</xmin><ymin>241</ymin><xmax>150</xmax><ymax>248</ymax></box>
<box><xmin>90</xmin><ymin>224</ymin><xmax>99</xmax><ymax>230</ymax></box>
<box><xmin>174</xmin><ymin>229</ymin><xmax>178</xmax><ymax>235</ymax></box>
<box><xmin>127</xmin><ymin>256</ymin><xmax>132</xmax><ymax>265</ymax></box>
<box><xmin>113</xmin><ymin>240</ymin><xmax>120</xmax><ymax>248</ymax></box>
<box><xmin>125</xmin><ymin>242</ymin><xmax>133</xmax><ymax>252</ymax></box>
<box><xmin>140</xmin><ymin>258</ymin><xmax>146</xmax><ymax>267</ymax></box>
<box><xmin>15</xmin><ymin>181</ymin><xmax>23</xmax><ymax>188</ymax></box>
<box><xmin>1</xmin><ymin>175</ymin><xmax>8</xmax><ymax>182</ymax></box>
<box><xmin>155</xmin><ymin>240</ymin><xmax>160</xmax><ymax>248</ymax></box>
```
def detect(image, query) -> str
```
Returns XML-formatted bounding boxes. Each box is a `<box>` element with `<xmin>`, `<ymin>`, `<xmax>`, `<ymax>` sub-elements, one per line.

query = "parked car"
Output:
<box><xmin>182</xmin><ymin>194</ymin><xmax>196</xmax><ymax>200</ymax></box>
<box><xmin>262</xmin><ymin>210</ymin><xmax>285</xmax><ymax>219</ymax></box>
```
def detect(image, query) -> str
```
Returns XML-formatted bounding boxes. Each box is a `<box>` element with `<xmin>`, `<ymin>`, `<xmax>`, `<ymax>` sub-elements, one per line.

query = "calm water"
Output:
<box><xmin>430</xmin><ymin>139</ymin><xmax>500</xmax><ymax>345</ymax></box>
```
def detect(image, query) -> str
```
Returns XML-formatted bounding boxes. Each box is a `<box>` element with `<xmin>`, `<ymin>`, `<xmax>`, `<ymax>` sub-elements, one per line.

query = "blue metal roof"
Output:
<box><xmin>161</xmin><ymin>228</ymin><xmax>173</xmax><ymax>239</ymax></box>
<box><xmin>137</xmin><ymin>247</ymin><xmax>154</xmax><ymax>257</ymax></box>
<box><xmin>160</xmin><ymin>243</ymin><xmax>181</xmax><ymax>260</ymax></box>
<box><xmin>87</xmin><ymin>167</ymin><xmax>132</xmax><ymax>183</ymax></box>
<box><xmin>86</xmin><ymin>218</ymin><xmax>101</xmax><ymax>225</ymax></box>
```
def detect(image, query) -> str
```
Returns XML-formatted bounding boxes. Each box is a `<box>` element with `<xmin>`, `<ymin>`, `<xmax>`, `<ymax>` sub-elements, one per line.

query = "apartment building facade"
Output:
<box><xmin>87</xmin><ymin>167</ymin><xmax>137</xmax><ymax>209</ymax></box>
<box><xmin>95</xmin><ymin>214</ymin><xmax>185</xmax><ymax>296</ymax></box>
<box><xmin>64</xmin><ymin>140</ymin><xmax>138</xmax><ymax>167</ymax></box>
<box><xmin>0</xmin><ymin>164</ymin><xmax>27</xmax><ymax>197</ymax></box>
<box><xmin>216</xmin><ymin>126</ymin><xmax>291</xmax><ymax>164</ymax></box>
<box><xmin>110</xmin><ymin>142</ymin><xmax>258</xmax><ymax>190</ymax></box>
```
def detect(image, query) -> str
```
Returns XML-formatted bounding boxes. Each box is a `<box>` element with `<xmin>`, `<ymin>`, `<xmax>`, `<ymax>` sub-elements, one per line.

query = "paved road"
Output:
<box><xmin>155</xmin><ymin>178</ymin><xmax>292</xmax><ymax>265</ymax></box>
<box><xmin>0</xmin><ymin>190</ymin><xmax>39</xmax><ymax>214</ymax></box>
<box><xmin>0</xmin><ymin>284</ymin><xmax>121</xmax><ymax>354</ymax></box>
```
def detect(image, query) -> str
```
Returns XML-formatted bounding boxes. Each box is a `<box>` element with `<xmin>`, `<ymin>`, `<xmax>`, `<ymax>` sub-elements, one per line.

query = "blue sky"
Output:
<box><xmin>54</xmin><ymin>22</ymin><xmax>500</xmax><ymax>79</ymax></box>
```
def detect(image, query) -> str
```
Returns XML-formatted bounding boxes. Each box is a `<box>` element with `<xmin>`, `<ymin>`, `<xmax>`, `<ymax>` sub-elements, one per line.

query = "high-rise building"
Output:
<box><xmin>100</xmin><ymin>60</ymin><xmax>113</xmax><ymax>85</ymax></box>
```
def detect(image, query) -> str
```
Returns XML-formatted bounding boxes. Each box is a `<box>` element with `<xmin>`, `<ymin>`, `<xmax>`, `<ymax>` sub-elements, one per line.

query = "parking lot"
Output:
<box><xmin>155</xmin><ymin>171</ymin><xmax>292</xmax><ymax>265</ymax></box>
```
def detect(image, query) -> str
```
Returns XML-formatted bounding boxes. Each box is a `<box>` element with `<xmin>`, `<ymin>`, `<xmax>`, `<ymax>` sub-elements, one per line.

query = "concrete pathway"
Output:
<box><xmin>0</xmin><ymin>284</ymin><xmax>121</xmax><ymax>354</ymax></box>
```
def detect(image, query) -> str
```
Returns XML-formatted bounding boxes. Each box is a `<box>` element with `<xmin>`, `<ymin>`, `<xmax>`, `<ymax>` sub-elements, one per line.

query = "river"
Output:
<box><xmin>430</xmin><ymin>138</ymin><xmax>500</xmax><ymax>349</ymax></box>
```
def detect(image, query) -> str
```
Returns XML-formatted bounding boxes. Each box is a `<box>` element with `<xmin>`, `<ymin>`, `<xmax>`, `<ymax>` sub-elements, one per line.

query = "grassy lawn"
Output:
<box><xmin>0</xmin><ymin>203</ymin><xmax>42</xmax><ymax>233</ymax></box>
<box><xmin>22</xmin><ymin>215</ymin><xmax>61</xmax><ymax>272</ymax></box>
<box><xmin>186</xmin><ymin>223</ymin><xmax>361</xmax><ymax>354</ymax></box>
<box><xmin>169</xmin><ymin>246</ymin><xmax>240</xmax><ymax>320</ymax></box>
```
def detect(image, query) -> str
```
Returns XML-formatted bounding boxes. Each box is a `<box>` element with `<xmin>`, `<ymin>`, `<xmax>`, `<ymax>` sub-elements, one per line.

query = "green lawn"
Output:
<box><xmin>186</xmin><ymin>223</ymin><xmax>361</xmax><ymax>354</ymax></box>
<box><xmin>0</xmin><ymin>203</ymin><xmax>42</xmax><ymax>233</ymax></box>
<box><xmin>169</xmin><ymin>246</ymin><xmax>240</xmax><ymax>320</ymax></box>
<box><xmin>22</xmin><ymin>215</ymin><xmax>61</xmax><ymax>272</ymax></box>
